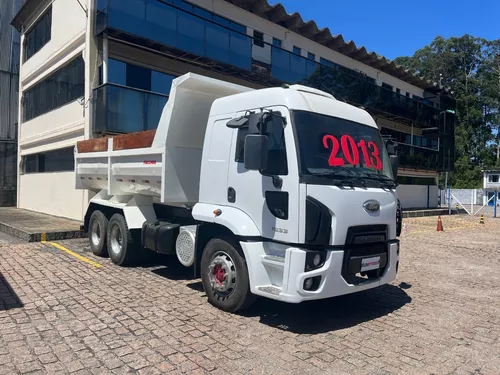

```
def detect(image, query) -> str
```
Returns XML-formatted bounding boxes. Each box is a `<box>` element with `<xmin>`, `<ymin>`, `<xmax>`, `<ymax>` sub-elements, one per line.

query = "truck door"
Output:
<box><xmin>227</xmin><ymin>106</ymin><xmax>300</xmax><ymax>243</ymax></box>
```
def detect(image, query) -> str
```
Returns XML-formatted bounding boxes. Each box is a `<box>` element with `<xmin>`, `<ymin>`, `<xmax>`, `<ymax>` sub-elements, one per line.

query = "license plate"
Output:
<box><xmin>361</xmin><ymin>256</ymin><xmax>381</xmax><ymax>272</ymax></box>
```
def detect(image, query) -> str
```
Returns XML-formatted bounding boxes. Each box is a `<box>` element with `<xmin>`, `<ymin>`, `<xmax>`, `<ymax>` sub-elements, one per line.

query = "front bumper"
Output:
<box><xmin>240</xmin><ymin>241</ymin><xmax>399</xmax><ymax>303</ymax></box>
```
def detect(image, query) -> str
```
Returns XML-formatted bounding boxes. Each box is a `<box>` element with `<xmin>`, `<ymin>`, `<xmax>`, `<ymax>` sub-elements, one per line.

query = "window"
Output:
<box><xmin>23</xmin><ymin>6</ymin><xmax>52</xmax><ymax>62</ymax></box>
<box><xmin>320</xmin><ymin>57</ymin><xmax>336</xmax><ymax>68</ymax></box>
<box><xmin>406</xmin><ymin>92</ymin><xmax>411</xmax><ymax>98</ymax></box>
<box><xmin>293</xmin><ymin>46</ymin><xmax>301</xmax><ymax>55</ymax></box>
<box><xmin>382</xmin><ymin>83</ymin><xmax>393</xmax><ymax>91</ymax></box>
<box><xmin>307</xmin><ymin>52</ymin><xmax>315</xmax><ymax>60</ymax></box>
<box><xmin>22</xmin><ymin>56</ymin><xmax>84</xmax><ymax>122</ymax></box>
<box><xmin>396</xmin><ymin>88</ymin><xmax>401</xmax><ymax>94</ymax></box>
<box><xmin>23</xmin><ymin>147</ymin><xmax>74</xmax><ymax>174</ymax></box>
<box><xmin>234</xmin><ymin>113</ymin><xmax>288</xmax><ymax>175</ymax></box>
<box><xmin>106</xmin><ymin>58</ymin><xmax>177</xmax><ymax>96</ymax></box>
<box><xmin>126</xmin><ymin>64</ymin><xmax>152</xmax><ymax>91</ymax></box>
<box><xmin>272</xmin><ymin>38</ymin><xmax>282</xmax><ymax>48</ymax></box>
<box><xmin>489</xmin><ymin>175</ymin><xmax>499</xmax><ymax>183</ymax></box>
<box><xmin>253</xmin><ymin>30</ymin><xmax>264</xmax><ymax>47</ymax></box>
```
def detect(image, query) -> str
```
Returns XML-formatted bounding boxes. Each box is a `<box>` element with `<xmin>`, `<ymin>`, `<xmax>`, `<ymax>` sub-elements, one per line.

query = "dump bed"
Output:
<box><xmin>75</xmin><ymin>73</ymin><xmax>252</xmax><ymax>204</ymax></box>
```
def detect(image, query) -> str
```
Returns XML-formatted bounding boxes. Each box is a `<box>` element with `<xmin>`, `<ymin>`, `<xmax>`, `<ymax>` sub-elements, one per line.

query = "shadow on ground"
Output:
<box><xmin>0</xmin><ymin>272</ymin><xmax>23</xmax><ymax>311</ymax></box>
<box><xmin>241</xmin><ymin>284</ymin><xmax>411</xmax><ymax>335</ymax></box>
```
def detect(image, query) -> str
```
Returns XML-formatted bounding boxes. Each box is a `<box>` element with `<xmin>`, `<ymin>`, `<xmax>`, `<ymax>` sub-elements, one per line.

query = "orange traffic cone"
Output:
<box><xmin>436</xmin><ymin>216</ymin><xmax>444</xmax><ymax>232</ymax></box>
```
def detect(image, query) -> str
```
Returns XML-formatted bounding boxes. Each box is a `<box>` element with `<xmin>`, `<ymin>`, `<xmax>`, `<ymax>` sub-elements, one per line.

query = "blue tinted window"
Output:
<box><xmin>173</xmin><ymin>0</ymin><xmax>192</xmax><ymax>11</ymax></box>
<box><xmin>271</xmin><ymin>47</ymin><xmax>291</xmax><ymax>82</ymax></box>
<box><xmin>273</xmin><ymin>38</ymin><xmax>281</xmax><ymax>47</ymax></box>
<box><xmin>213</xmin><ymin>15</ymin><xmax>229</xmax><ymax>26</ymax></box>
<box><xmin>229</xmin><ymin>31</ymin><xmax>252</xmax><ymax>69</ymax></box>
<box><xmin>145</xmin><ymin>0</ymin><xmax>177</xmax><ymax>47</ymax></box>
<box><xmin>194</xmin><ymin>6</ymin><xmax>212</xmax><ymax>21</ymax></box>
<box><xmin>127</xmin><ymin>64</ymin><xmax>152</xmax><ymax>91</ymax></box>
<box><xmin>293</xmin><ymin>46</ymin><xmax>301</xmax><ymax>55</ymax></box>
<box><xmin>177</xmin><ymin>11</ymin><xmax>205</xmax><ymax>55</ymax></box>
<box><xmin>151</xmin><ymin>71</ymin><xmax>176</xmax><ymax>95</ymax></box>
<box><xmin>108</xmin><ymin>0</ymin><xmax>146</xmax><ymax>38</ymax></box>
<box><xmin>307</xmin><ymin>52</ymin><xmax>315</xmax><ymax>60</ymax></box>
<box><xmin>290</xmin><ymin>54</ymin><xmax>306</xmax><ymax>83</ymax></box>
<box><xmin>230</xmin><ymin>22</ymin><xmax>246</xmax><ymax>34</ymax></box>
<box><xmin>96</xmin><ymin>0</ymin><xmax>107</xmax><ymax>11</ymax></box>
<box><xmin>306</xmin><ymin>60</ymin><xmax>318</xmax><ymax>77</ymax></box>
<box><xmin>320</xmin><ymin>57</ymin><xmax>335</xmax><ymax>68</ymax></box>
<box><xmin>108</xmin><ymin>59</ymin><xmax>126</xmax><ymax>85</ymax></box>
<box><xmin>206</xmin><ymin>23</ymin><xmax>230</xmax><ymax>64</ymax></box>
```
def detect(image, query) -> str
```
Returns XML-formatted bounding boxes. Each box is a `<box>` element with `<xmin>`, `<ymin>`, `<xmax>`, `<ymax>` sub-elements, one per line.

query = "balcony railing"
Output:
<box><xmin>398</xmin><ymin>144</ymin><xmax>439</xmax><ymax>171</ymax></box>
<box><xmin>94</xmin><ymin>0</ymin><xmax>446</xmax><ymax>129</ymax></box>
<box><xmin>92</xmin><ymin>85</ymin><xmax>446</xmax><ymax>171</ymax></box>
<box><xmin>93</xmin><ymin>83</ymin><xmax>168</xmax><ymax>134</ymax></box>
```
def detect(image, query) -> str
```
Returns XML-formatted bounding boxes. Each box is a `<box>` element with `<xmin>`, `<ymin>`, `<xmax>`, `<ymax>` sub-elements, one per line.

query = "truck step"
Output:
<box><xmin>262</xmin><ymin>255</ymin><xmax>285</xmax><ymax>267</ymax></box>
<box><xmin>257</xmin><ymin>285</ymin><xmax>282</xmax><ymax>296</ymax></box>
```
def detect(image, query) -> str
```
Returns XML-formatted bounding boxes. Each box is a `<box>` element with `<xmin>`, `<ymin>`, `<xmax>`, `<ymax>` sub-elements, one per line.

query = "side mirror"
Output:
<box><xmin>385</xmin><ymin>139</ymin><xmax>399</xmax><ymax>156</ymax></box>
<box><xmin>244</xmin><ymin>135</ymin><xmax>268</xmax><ymax>171</ymax></box>
<box><xmin>390</xmin><ymin>155</ymin><xmax>399</xmax><ymax>181</ymax></box>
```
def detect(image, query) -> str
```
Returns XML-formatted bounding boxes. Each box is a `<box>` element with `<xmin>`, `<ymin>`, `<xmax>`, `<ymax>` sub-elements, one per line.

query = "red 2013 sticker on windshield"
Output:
<box><xmin>322</xmin><ymin>134</ymin><xmax>383</xmax><ymax>170</ymax></box>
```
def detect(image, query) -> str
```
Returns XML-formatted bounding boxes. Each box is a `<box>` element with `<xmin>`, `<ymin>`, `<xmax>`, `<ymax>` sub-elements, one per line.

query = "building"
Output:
<box><xmin>482</xmin><ymin>170</ymin><xmax>500</xmax><ymax>206</ymax></box>
<box><xmin>11</xmin><ymin>0</ymin><xmax>456</xmax><ymax>220</ymax></box>
<box><xmin>0</xmin><ymin>0</ymin><xmax>22</xmax><ymax>206</ymax></box>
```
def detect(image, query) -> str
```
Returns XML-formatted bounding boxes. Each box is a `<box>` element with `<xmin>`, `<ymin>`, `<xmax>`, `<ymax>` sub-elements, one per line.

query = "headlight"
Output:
<box><xmin>305</xmin><ymin>251</ymin><xmax>326</xmax><ymax>271</ymax></box>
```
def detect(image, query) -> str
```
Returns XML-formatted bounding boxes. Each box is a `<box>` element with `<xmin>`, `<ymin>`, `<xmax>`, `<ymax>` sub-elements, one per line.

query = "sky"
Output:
<box><xmin>268</xmin><ymin>0</ymin><xmax>500</xmax><ymax>60</ymax></box>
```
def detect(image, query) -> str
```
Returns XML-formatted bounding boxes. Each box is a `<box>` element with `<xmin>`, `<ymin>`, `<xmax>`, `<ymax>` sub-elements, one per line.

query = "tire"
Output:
<box><xmin>106</xmin><ymin>213</ymin><xmax>137</xmax><ymax>266</ymax></box>
<box><xmin>200</xmin><ymin>238</ymin><xmax>255</xmax><ymax>313</ymax></box>
<box><xmin>88</xmin><ymin>210</ymin><xmax>108</xmax><ymax>257</ymax></box>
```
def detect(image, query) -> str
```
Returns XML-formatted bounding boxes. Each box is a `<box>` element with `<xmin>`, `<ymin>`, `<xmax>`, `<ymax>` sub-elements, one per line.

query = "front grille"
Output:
<box><xmin>341</xmin><ymin>225</ymin><xmax>389</xmax><ymax>285</ymax></box>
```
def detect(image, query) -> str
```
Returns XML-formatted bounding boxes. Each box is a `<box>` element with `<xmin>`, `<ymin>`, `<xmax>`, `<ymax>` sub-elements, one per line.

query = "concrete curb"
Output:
<box><xmin>403</xmin><ymin>209</ymin><xmax>466</xmax><ymax>218</ymax></box>
<box><xmin>0</xmin><ymin>221</ymin><xmax>85</xmax><ymax>242</ymax></box>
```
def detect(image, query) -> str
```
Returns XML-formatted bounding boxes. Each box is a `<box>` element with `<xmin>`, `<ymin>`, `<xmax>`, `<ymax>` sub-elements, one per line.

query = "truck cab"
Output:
<box><xmin>193</xmin><ymin>84</ymin><xmax>401</xmax><ymax>305</ymax></box>
<box><xmin>76</xmin><ymin>73</ymin><xmax>401</xmax><ymax>313</ymax></box>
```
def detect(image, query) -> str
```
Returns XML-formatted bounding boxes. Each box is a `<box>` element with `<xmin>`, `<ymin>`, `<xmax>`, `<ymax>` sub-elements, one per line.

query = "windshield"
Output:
<box><xmin>292</xmin><ymin>110</ymin><xmax>395</xmax><ymax>187</ymax></box>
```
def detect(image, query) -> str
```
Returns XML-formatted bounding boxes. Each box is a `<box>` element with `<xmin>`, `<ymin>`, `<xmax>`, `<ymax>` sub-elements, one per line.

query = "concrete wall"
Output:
<box><xmin>17</xmin><ymin>0</ymin><xmax>88</xmax><ymax>220</ymax></box>
<box><xmin>19</xmin><ymin>172</ymin><xmax>84</xmax><ymax>220</ymax></box>
<box><xmin>397</xmin><ymin>184</ymin><xmax>438</xmax><ymax>209</ymax></box>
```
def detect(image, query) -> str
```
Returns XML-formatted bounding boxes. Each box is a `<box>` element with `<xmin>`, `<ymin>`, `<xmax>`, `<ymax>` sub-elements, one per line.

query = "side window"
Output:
<box><xmin>234</xmin><ymin>112</ymin><xmax>288</xmax><ymax>176</ymax></box>
<box><xmin>235</xmin><ymin>127</ymin><xmax>248</xmax><ymax>163</ymax></box>
<box><xmin>262</xmin><ymin>114</ymin><xmax>288</xmax><ymax>175</ymax></box>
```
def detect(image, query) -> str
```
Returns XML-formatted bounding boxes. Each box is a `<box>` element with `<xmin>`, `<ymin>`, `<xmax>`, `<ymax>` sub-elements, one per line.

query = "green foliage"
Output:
<box><xmin>395</xmin><ymin>35</ymin><xmax>500</xmax><ymax>188</ymax></box>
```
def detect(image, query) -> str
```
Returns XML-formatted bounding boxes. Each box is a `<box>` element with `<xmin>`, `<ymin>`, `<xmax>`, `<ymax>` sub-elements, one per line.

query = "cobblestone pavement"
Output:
<box><xmin>1</xmin><ymin>215</ymin><xmax>500</xmax><ymax>375</ymax></box>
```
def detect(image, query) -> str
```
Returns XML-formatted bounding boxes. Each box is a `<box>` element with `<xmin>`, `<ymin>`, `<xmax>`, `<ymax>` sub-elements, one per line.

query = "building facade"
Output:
<box><xmin>12</xmin><ymin>0</ymin><xmax>456</xmax><ymax>220</ymax></box>
<box><xmin>0</xmin><ymin>0</ymin><xmax>22</xmax><ymax>206</ymax></box>
<box><xmin>482</xmin><ymin>170</ymin><xmax>500</xmax><ymax>206</ymax></box>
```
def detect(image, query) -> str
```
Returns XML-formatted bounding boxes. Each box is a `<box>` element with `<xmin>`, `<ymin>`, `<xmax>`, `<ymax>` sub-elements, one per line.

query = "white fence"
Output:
<box><xmin>440</xmin><ymin>188</ymin><xmax>497</xmax><ymax>217</ymax></box>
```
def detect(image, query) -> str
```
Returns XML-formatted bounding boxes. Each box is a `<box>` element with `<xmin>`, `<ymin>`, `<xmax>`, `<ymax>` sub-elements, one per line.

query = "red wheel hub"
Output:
<box><xmin>213</xmin><ymin>264</ymin><xmax>226</xmax><ymax>285</ymax></box>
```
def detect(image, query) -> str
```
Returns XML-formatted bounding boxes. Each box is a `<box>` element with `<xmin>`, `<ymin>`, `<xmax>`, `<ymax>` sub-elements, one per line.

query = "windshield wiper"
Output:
<box><xmin>311</xmin><ymin>172</ymin><xmax>367</xmax><ymax>188</ymax></box>
<box><xmin>360</xmin><ymin>174</ymin><xmax>398</xmax><ymax>188</ymax></box>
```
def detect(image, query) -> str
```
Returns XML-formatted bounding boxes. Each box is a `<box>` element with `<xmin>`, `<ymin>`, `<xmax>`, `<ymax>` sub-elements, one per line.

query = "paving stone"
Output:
<box><xmin>1</xmin><ymin>216</ymin><xmax>500</xmax><ymax>374</ymax></box>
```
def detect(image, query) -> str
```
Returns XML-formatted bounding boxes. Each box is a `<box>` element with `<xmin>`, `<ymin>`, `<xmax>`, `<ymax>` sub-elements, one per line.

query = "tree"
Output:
<box><xmin>394</xmin><ymin>35</ymin><xmax>499</xmax><ymax>188</ymax></box>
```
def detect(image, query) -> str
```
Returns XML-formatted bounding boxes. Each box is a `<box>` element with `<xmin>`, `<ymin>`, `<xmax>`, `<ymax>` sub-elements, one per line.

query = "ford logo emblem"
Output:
<box><xmin>363</xmin><ymin>200</ymin><xmax>380</xmax><ymax>212</ymax></box>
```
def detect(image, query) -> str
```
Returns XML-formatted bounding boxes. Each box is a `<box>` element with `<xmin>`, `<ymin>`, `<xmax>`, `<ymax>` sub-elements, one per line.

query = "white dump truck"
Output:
<box><xmin>75</xmin><ymin>73</ymin><xmax>402</xmax><ymax>312</ymax></box>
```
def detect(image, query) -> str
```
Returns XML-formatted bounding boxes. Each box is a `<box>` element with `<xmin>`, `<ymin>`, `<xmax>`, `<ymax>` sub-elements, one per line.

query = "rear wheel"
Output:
<box><xmin>107</xmin><ymin>213</ymin><xmax>137</xmax><ymax>266</ymax></box>
<box><xmin>88</xmin><ymin>210</ymin><xmax>108</xmax><ymax>257</ymax></box>
<box><xmin>200</xmin><ymin>238</ymin><xmax>255</xmax><ymax>313</ymax></box>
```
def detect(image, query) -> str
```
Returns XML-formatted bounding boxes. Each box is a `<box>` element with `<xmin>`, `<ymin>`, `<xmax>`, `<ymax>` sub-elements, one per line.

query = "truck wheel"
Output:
<box><xmin>106</xmin><ymin>213</ymin><xmax>137</xmax><ymax>266</ymax></box>
<box><xmin>200</xmin><ymin>238</ymin><xmax>255</xmax><ymax>313</ymax></box>
<box><xmin>88</xmin><ymin>210</ymin><xmax>108</xmax><ymax>257</ymax></box>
